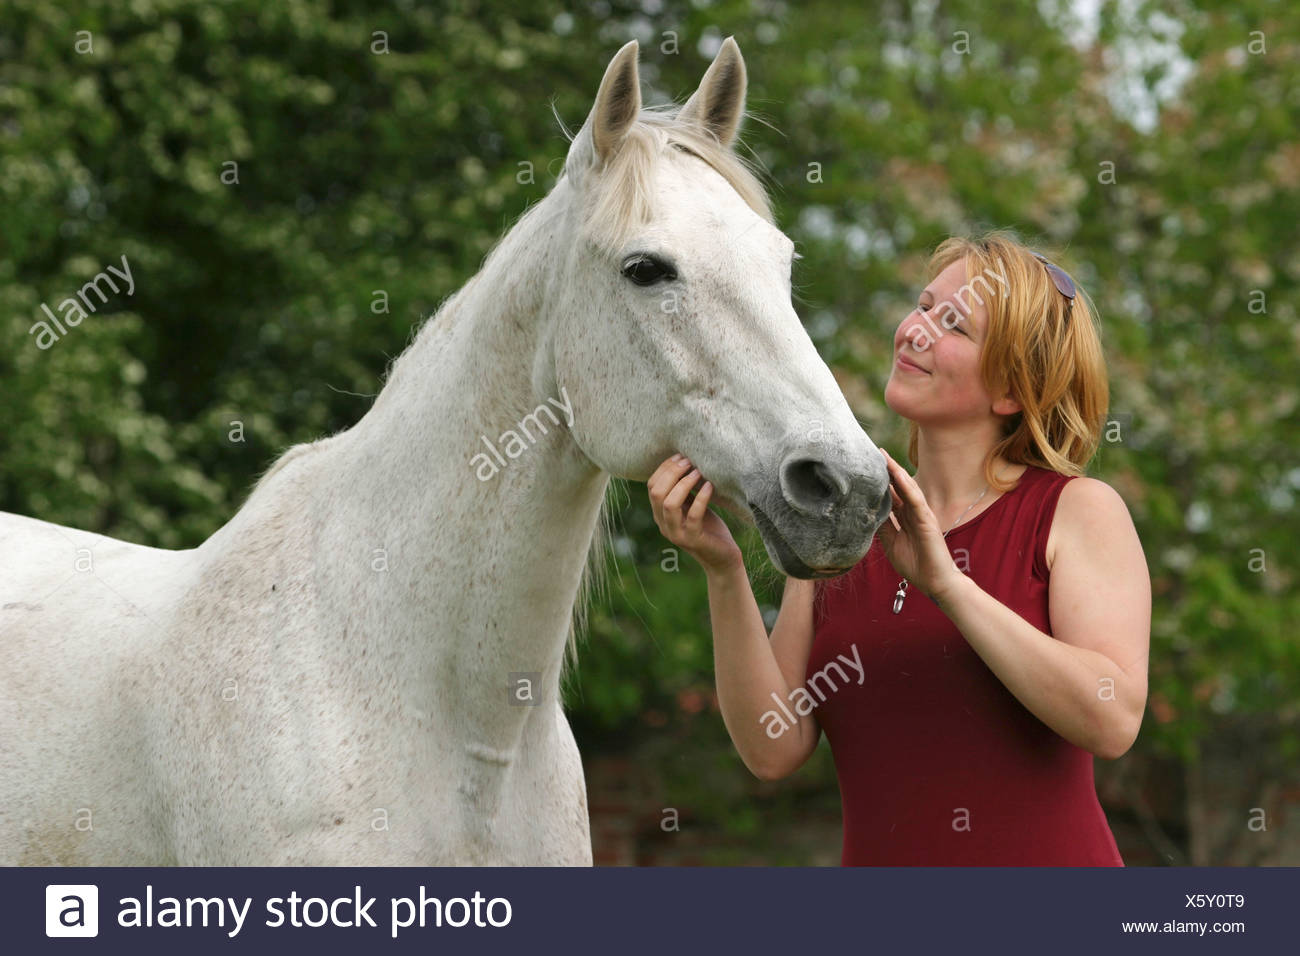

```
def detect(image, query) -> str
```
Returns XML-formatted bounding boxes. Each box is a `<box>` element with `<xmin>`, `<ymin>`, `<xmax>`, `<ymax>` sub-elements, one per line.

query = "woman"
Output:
<box><xmin>647</xmin><ymin>231</ymin><xmax>1150</xmax><ymax>866</ymax></box>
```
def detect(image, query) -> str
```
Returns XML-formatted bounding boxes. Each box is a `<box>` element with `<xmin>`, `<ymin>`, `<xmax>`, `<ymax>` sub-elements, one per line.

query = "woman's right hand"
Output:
<box><xmin>647</xmin><ymin>454</ymin><xmax>743</xmax><ymax>575</ymax></box>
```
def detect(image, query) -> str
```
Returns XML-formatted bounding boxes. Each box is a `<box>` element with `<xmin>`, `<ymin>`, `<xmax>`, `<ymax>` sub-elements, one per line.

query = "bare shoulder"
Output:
<box><xmin>1045</xmin><ymin>476</ymin><xmax>1137</xmax><ymax>571</ymax></box>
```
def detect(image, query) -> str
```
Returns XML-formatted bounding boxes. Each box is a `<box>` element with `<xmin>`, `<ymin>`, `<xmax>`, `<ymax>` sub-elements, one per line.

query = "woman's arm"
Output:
<box><xmin>705</xmin><ymin>562</ymin><xmax>822</xmax><ymax>781</ymax></box>
<box><xmin>770</xmin><ymin>577</ymin><xmax>821</xmax><ymax>712</ymax></box>
<box><xmin>933</xmin><ymin>478</ymin><xmax>1150</xmax><ymax>758</ymax></box>
<box><xmin>879</xmin><ymin>452</ymin><xmax>1150</xmax><ymax>759</ymax></box>
<box><xmin>646</xmin><ymin>454</ymin><xmax>821</xmax><ymax>781</ymax></box>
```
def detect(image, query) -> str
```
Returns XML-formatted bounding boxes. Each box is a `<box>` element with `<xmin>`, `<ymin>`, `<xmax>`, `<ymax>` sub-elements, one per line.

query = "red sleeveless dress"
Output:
<box><xmin>807</xmin><ymin>465</ymin><xmax>1124</xmax><ymax>866</ymax></box>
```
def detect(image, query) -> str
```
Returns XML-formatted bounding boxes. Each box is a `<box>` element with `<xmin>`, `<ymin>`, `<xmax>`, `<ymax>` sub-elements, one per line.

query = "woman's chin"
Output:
<box><xmin>883</xmin><ymin>380</ymin><xmax>918</xmax><ymax>418</ymax></box>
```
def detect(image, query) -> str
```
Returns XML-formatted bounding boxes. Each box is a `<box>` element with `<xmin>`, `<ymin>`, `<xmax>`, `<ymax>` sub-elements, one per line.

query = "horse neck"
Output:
<box><xmin>285</xmin><ymin>184</ymin><xmax>609</xmax><ymax>750</ymax></box>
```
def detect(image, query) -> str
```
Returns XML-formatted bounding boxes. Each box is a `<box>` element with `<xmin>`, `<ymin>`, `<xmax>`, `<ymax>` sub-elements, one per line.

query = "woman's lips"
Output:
<box><xmin>896</xmin><ymin>353</ymin><xmax>930</xmax><ymax>374</ymax></box>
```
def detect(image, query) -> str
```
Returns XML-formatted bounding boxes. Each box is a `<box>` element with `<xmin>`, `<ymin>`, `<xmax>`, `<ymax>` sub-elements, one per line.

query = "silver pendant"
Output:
<box><xmin>892</xmin><ymin>580</ymin><xmax>908</xmax><ymax>614</ymax></box>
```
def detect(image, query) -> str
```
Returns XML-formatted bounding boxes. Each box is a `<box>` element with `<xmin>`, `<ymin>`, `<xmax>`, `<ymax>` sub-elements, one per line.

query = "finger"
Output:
<box><xmin>647</xmin><ymin>456</ymin><xmax>674</xmax><ymax>493</ymax></box>
<box><xmin>882</xmin><ymin>452</ymin><xmax>928</xmax><ymax>512</ymax></box>
<box><xmin>661</xmin><ymin>471</ymin><xmax>701</xmax><ymax>537</ymax></box>
<box><xmin>889</xmin><ymin>486</ymin><xmax>924</xmax><ymax>535</ymax></box>
<box><xmin>663</xmin><ymin>469</ymin><xmax>702</xmax><ymax>522</ymax></box>
<box><xmin>877</xmin><ymin>513</ymin><xmax>903</xmax><ymax>568</ymax></box>
<box><xmin>648</xmin><ymin>454</ymin><xmax>693</xmax><ymax>504</ymax></box>
<box><xmin>877</xmin><ymin>512</ymin><xmax>896</xmax><ymax>545</ymax></box>
<box><xmin>648</xmin><ymin>453</ymin><xmax>689</xmax><ymax>490</ymax></box>
<box><xmin>881</xmin><ymin>450</ymin><xmax>909</xmax><ymax>488</ymax></box>
<box><xmin>885</xmin><ymin>482</ymin><xmax>907</xmax><ymax>533</ymax></box>
<box><xmin>648</xmin><ymin>457</ymin><xmax>685</xmax><ymax>530</ymax></box>
<box><xmin>684</xmin><ymin>479</ymin><xmax>713</xmax><ymax>530</ymax></box>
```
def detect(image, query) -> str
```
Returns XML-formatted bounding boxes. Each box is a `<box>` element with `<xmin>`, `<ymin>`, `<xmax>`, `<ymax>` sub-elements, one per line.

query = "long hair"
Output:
<box><xmin>907</xmin><ymin>230</ymin><xmax>1110</xmax><ymax>491</ymax></box>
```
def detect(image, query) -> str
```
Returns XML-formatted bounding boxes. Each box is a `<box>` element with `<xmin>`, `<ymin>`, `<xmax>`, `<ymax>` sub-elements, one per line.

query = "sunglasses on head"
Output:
<box><xmin>1033</xmin><ymin>253</ymin><xmax>1076</xmax><ymax>323</ymax></box>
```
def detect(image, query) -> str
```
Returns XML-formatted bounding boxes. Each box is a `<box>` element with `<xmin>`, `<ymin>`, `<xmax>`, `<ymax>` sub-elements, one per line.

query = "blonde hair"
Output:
<box><xmin>907</xmin><ymin>230</ymin><xmax>1109</xmax><ymax>491</ymax></box>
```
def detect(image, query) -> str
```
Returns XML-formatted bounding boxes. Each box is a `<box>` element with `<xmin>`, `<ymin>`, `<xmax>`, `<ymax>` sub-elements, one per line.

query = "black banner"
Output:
<box><xmin>8</xmin><ymin>866</ymin><xmax>1295</xmax><ymax>953</ymax></box>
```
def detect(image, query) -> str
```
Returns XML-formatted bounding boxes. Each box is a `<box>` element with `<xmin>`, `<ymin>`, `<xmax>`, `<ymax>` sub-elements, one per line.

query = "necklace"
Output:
<box><xmin>891</xmin><ymin>482</ymin><xmax>989</xmax><ymax>614</ymax></box>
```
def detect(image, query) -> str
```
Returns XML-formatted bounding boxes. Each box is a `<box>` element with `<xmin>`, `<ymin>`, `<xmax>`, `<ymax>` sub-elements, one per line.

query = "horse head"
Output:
<box><xmin>548</xmin><ymin>38</ymin><xmax>891</xmax><ymax>577</ymax></box>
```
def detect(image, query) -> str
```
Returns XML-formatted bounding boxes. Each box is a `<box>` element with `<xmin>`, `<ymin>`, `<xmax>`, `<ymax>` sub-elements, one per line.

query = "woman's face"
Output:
<box><xmin>884</xmin><ymin>259</ymin><xmax>1013</xmax><ymax>424</ymax></box>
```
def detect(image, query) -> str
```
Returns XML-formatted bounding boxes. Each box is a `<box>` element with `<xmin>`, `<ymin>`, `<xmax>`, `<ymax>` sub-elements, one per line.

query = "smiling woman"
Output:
<box><xmin>651</xmin><ymin>229</ymin><xmax>1151</xmax><ymax>866</ymax></box>
<box><xmin>807</xmin><ymin>231</ymin><xmax>1149</xmax><ymax>865</ymax></box>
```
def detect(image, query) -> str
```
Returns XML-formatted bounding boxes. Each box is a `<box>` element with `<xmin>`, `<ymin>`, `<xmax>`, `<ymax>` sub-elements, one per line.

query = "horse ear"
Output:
<box><xmin>566</xmin><ymin>40</ymin><xmax>641</xmax><ymax>176</ymax></box>
<box><xmin>678</xmin><ymin>36</ymin><xmax>747</xmax><ymax>147</ymax></box>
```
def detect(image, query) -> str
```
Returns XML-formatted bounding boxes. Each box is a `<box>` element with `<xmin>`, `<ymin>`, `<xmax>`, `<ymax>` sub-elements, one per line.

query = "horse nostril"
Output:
<box><xmin>780</xmin><ymin>456</ymin><xmax>851</xmax><ymax>516</ymax></box>
<box><xmin>811</xmin><ymin>461</ymin><xmax>850</xmax><ymax>500</ymax></box>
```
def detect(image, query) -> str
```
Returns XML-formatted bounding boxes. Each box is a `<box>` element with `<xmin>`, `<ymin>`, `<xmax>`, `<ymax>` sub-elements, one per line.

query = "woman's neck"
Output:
<box><xmin>912</xmin><ymin>422</ymin><xmax>1023</xmax><ymax>517</ymax></box>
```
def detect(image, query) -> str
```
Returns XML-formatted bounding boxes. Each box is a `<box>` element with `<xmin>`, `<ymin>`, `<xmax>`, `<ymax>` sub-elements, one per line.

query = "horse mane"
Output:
<box><xmin>559</xmin><ymin>477</ymin><xmax>619</xmax><ymax>698</ymax></box>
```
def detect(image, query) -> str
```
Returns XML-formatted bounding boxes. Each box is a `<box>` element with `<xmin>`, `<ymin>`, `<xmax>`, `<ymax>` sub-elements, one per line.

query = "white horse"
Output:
<box><xmin>0</xmin><ymin>38</ymin><xmax>890</xmax><ymax>865</ymax></box>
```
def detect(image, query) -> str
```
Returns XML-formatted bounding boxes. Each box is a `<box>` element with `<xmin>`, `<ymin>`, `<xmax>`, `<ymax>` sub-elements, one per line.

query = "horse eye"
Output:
<box><xmin>621</xmin><ymin>254</ymin><xmax>676</xmax><ymax>286</ymax></box>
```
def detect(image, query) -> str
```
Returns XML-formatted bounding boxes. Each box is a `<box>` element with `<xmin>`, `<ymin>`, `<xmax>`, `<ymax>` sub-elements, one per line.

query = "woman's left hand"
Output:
<box><xmin>877</xmin><ymin>450</ymin><xmax>964</xmax><ymax>601</ymax></box>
